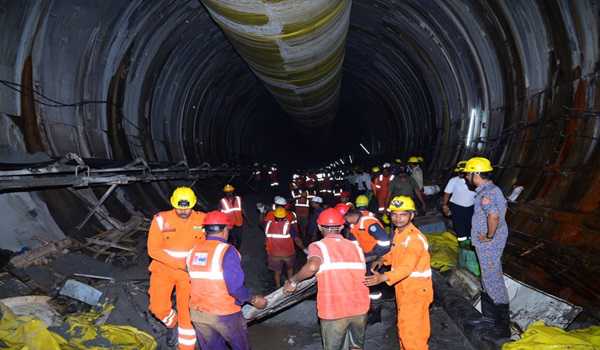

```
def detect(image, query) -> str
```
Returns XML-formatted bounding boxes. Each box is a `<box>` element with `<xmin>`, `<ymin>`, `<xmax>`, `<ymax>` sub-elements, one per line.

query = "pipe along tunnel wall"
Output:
<box><xmin>0</xmin><ymin>0</ymin><xmax>600</xmax><ymax>316</ymax></box>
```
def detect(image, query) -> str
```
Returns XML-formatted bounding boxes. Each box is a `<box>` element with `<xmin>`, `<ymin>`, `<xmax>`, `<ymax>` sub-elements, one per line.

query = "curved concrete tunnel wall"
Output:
<box><xmin>0</xmin><ymin>0</ymin><xmax>599</xmax><ymax>308</ymax></box>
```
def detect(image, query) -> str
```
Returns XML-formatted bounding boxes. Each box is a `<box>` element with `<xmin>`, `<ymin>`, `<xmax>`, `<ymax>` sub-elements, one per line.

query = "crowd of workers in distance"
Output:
<box><xmin>144</xmin><ymin>155</ymin><xmax>509</xmax><ymax>350</ymax></box>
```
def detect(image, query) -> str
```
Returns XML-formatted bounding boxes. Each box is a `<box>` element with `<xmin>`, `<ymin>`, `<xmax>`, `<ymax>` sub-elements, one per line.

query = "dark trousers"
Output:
<box><xmin>449</xmin><ymin>202</ymin><xmax>474</xmax><ymax>239</ymax></box>
<box><xmin>228</xmin><ymin>226</ymin><xmax>242</xmax><ymax>250</ymax></box>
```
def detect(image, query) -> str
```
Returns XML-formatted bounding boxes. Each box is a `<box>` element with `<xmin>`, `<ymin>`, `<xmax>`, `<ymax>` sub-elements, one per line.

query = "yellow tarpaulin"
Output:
<box><xmin>503</xmin><ymin>321</ymin><xmax>600</xmax><ymax>350</ymax></box>
<box><xmin>424</xmin><ymin>232</ymin><xmax>459</xmax><ymax>272</ymax></box>
<box><xmin>0</xmin><ymin>302</ymin><xmax>157</xmax><ymax>350</ymax></box>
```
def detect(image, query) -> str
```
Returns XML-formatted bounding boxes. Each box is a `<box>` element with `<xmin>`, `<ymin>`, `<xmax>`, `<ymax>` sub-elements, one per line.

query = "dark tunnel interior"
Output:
<box><xmin>1</xmin><ymin>0</ymin><xmax>600</xmax><ymax>343</ymax></box>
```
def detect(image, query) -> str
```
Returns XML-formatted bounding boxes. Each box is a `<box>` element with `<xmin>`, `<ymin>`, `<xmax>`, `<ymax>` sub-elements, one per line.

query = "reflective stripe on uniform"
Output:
<box><xmin>179</xmin><ymin>337</ymin><xmax>197</xmax><ymax>346</ymax></box>
<box><xmin>265</xmin><ymin>233</ymin><xmax>291</xmax><ymax>239</ymax></box>
<box><xmin>164</xmin><ymin>249</ymin><xmax>189</xmax><ymax>258</ymax></box>
<box><xmin>155</xmin><ymin>215</ymin><xmax>165</xmax><ymax>231</ymax></box>
<box><xmin>376</xmin><ymin>240</ymin><xmax>390</xmax><ymax>247</ymax></box>
<box><xmin>162</xmin><ymin>309</ymin><xmax>176</xmax><ymax>326</ymax></box>
<box><xmin>315</xmin><ymin>240</ymin><xmax>365</xmax><ymax>274</ymax></box>
<box><xmin>457</xmin><ymin>237</ymin><xmax>468</xmax><ymax>242</ymax></box>
<box><xmin>409</xmin><ymin>269</ymin><xmax>432</xmax><ymax>278</ymax></box>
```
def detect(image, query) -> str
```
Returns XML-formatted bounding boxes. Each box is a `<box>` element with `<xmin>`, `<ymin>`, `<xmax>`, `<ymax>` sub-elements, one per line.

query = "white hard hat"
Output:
<box><xmin>311</xmin><ymin>196</ymin><xmax>323</xmax><ymax>204</ymax></box>
<box><xmin>274</xmin><ymin>196</ymin><xmax>287</xmax><ymax>205</ymax></box>
<box><xmin>383</xmin><ymin>162</ymin><xmax>391</xmax><ymax>168</ymax></box>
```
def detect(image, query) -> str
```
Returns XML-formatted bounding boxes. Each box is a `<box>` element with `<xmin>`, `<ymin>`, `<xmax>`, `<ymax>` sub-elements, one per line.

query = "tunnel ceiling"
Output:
<box><xmin>1</xmin><ymin>0</ymin><xmax>600</xmax><ymax>309</ymax></box>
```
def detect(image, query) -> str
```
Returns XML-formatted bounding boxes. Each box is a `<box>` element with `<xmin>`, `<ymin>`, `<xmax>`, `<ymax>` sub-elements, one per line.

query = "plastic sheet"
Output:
<box><xmin>0</xmin><ymin>302</ymin><xmax>157</xmax><ymax>350</ymax></box>
<box><xmin>503</xmin><ymin>321</ymin><xmax>600</xmax><ymax>349</ymax></box>
<box><xmin>425</xmin><ymin>231</ymin><xmax>459</xmax><ymax>272</ymax></box>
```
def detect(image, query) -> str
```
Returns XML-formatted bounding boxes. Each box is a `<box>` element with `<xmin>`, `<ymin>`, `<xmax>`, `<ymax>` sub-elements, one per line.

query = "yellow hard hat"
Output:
<box><xmin>407</xmin><ymin>156</ymin><xmax>420</xmax><ymax>164</ymax></box>
<box><xmin>170</xmin><ymin>187</ymin><xmax>197</xmax><ymax>209</ymax></box>
<box><xmin>371</xmin><ymin>166</ymin><xmax>381</xmax><ymax>173</ymax></box>
<box><xmin>454</xmin><ymin>160</ymin><xmax>467</xmax><ymax>172</ymax></box>
<box><xmin>388</xmin><ymin>196</ymin><xmax>416</xmax><ymax>212</ymax></box>
<box><xmin>463</xmin><ymin>157</ymin><xmax>493</xmax><ymax>173</ymax></box>
<box><xmin>417</xmin><ymin>156</ymin><xmax>424</xmax><ymax>162</ymax></box>
<box><xmin>394</xmin><ymin>158</ymin><xmax>403</xmax><ymax>164</ymax></box>
<box><xmin>274</xmin><ymin>207</ymin><xmax>287</xmax><ymax>219</ymax></box>
<box><xmin>223</xmin><ymin>184</ymin><xmax>235</xmax><ymax>192</ymax></box>
<box><xmin>355</xmin><ymin>195</ymin><xmax>369</xmax><ymax>208</ymax></box>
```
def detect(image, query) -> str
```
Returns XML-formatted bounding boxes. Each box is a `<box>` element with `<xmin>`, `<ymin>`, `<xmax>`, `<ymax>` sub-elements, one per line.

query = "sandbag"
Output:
<box><xmin>503</xmin><ymin>321</ymin><xmax>600</xmax><ymax>349</ymax></box>
<box><xmin>424</xmin><ymin>231</ymin><xmax>459</xmax><ymax>272</ymax></box>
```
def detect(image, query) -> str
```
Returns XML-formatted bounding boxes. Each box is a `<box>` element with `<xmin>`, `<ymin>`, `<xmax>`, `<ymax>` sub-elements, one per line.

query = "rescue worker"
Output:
<box><xmin>344</xmin><ymin>207</ymin><xmax>390</xmax><ymax>311</ymax></box>
<box><xmin>372</xmin><ymin>163</ymin><xmax>395</xmax><ymax>213</ymax></box>
<box><xmin>392</xmin><ymin>158</ymin><xmax>404</xmax><ymax>175</ymax></box>
<box><xmin>219</xmin><ymin>184</ymin><xmax>244</xmax><ymax>250</ymax></box>
<box><xmin>264</xmin><ymin>207</ymin><xmax>306</xmax><ymax>288</ymax></box>
<box><xmin>338</xmin><ymin>191</ymin><xmax>353</xmax><ymax>206</ymax></box>
<box><xmin>294</xmin><ymin>190</ymin><xmax>311</xmax><ymax>240</ymax></box>
<box><xmin>441</xmin><ymin>161</ymin><xmax>475</xmax><ymax>244</ymax></box>
<box><xmin>187</xmin><ymin>211</ymin><xmax>267</xmax><ymax>350</ymax></box>
<box><xmin>463</xmin><ymin>157</ymin><xmax>510</xmax><ymax>338</ymax></box>
<box><xmin>387</xmin><ymin>170</ymin><xmax>427</xmax><ymax>214</ymax></box>
<box><xmin>264</xmin><ymin>196</ymin><xmax>300</xmax><ymax>233</ymax></box>
<box><xmin>354</xmin><ymin>194</ymin><xmax>371</xmax><ymax>212</ymax></box>
<box><xmin>147</xmin><ymin>187</ymin><xmax>204</xmax><ymax>349</ymax></box>
<box><xmin>407</xmin><ymin>156</ymin><xmax>424</xmax><ymax>190</ymax></box>
<box><xmin>268</xmin><ymin>164</ymin><xmax>279</xmax><ymax>188</ymax></box>
<box><xmin>306</xmin><ymin>196</ymin><xmax>324</xmax><ymax>243</ymax></box>
<box><xmin>366</xmin><ymin>196</ymin><xmax>433</xmax><ymax>350</ymax></box>
<box><xmin>283</xmin><ymin>208</ymin><xmax>370</xmax><ymax>350</ymax></box>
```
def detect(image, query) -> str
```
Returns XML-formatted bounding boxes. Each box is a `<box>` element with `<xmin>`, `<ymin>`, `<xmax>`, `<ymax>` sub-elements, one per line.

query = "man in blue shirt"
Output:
<box><xmin>463</xmin><ymin>157</ymin><xmax>510</xmax><ymax>338</ymax></box>
<box><xmin>187</xmin><ymin>211</ymin><xmax>267</xmax><ymax>350</ymax></box>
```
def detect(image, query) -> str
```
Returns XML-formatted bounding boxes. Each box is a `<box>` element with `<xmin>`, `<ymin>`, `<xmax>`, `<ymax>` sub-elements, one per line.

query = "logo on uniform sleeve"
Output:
<box><xmin>192</xmin><ymin>225</ymin><xmax>203</xmax><ymax>230</ymax></box>
<box><xmin>369</xmin><ymin>225</ymin><xmax>377</xmax><ymax>233</ymax></box>
<box><xmin>192</xmin><ymin>252</ymin><xmax>208</xmax><ymax>266</ymax></box>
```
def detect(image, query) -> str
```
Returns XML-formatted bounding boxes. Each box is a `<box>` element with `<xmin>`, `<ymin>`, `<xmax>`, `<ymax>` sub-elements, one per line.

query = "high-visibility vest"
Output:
<box><xmin>333</xmin><ymin>189</ymin><xmax>342</xmax><ymax>197</ymax></box>
<box><xmin>187</xmin><ymin>239</ymin><xmax>241</xmax><ymax>315</ymax></box>
<box><xmin>294</xmin><ymin>198</ymin><xmax>310</xmax><ymax>217</ymax></box>
<box><xmin>148</xmin><ymin>210</ymin><xmax>205</xmax><ymax>271</ymax></box>
<box><xmin>349</xmin><ymin>215</ymin><xmax>386</xmax><ymax>253</ymax></box>
<box><xmin>313</xmin><ymin>236</ymin><xmax>370</xmax><ymax>320</ymax></box>
<box><xmin>219</xmin><ymin>196</ymin><xmax>243</xmax><ymax>227</ymax></box>
<box><xmin>265</xmin><ymin>219</ymin><xmax>295</xmax><ymax>257</ymax></box>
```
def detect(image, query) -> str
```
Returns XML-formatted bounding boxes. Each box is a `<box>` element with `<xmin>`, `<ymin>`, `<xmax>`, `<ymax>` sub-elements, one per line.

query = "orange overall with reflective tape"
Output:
<box><xmin>383</xmin><ymin>223</ymin><xmax>433</xmax><ymax>350</ymax></box>
<box><xmin>147</xmin><ymin>209</ymin><xmax>205</xmax><ymax>350</ymax></box>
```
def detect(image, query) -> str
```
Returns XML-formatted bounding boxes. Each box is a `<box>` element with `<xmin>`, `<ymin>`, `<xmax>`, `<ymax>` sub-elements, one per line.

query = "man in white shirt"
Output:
<box><xmin>442</xmin><ymin>161</ymin><xmax>475</xmax><ymax>243</ymax></box>
<box><xmin>355</xmin><ymin>170</ymin><xmax>372</xmax><ymax>194</ymax></box>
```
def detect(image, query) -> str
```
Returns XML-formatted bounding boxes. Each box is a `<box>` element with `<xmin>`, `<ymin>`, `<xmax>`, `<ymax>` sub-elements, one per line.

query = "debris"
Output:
<box><xmin>0</xmin><ymin>295</ymin><xmax>61</xmax><ymax>327</ymax></box>
<box><xmin>73</xmin><ymin>273</ymin><xmax>115</xmax><ymax>282</ymax></box>
<box><xmin>9</xmin><ymin>238</ymin><xmax>72</xmax><ymax>268</ymax></box>
<box><xmin>474</xmin><ymin>274</ymin><xmax>583</xmax><ymax>331</ymax></box>
<box><xmin>59</xmin><ymin>279</ymin><xmax>103</xmax><ymax>306</ymax></box>
<box><xmin>82</xmin><ymin>215</ymin><xmax>145</xmax><ymax>265</ymax></box>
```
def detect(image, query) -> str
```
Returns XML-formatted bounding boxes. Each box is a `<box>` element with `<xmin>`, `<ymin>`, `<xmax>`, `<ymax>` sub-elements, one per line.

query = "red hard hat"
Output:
<box><xmin>334</xmin><ymin>203</ymin><xmax>351</xmax><ymax>216</ymax></box>
<box><xmin>203</xmin><ymin>211</ymin><xmax>232</xmax><ymax>228</ymax></box>
<box><xmin>317</xmin><ymin>208</ymin><xmax>345</xmax><ymax>226</ymax></box>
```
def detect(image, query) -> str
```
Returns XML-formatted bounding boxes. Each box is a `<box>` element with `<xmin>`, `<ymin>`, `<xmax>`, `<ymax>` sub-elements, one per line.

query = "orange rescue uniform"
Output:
<box><xmin>349</xmin><ymin>213</ymin><xmax>382</xmax><ymax>254</ymax></box>
<box><xmin>372</xmin><ymin>174</ymin><xmax>395</xmax><ymax>212</ymax></box>
<box><xmin>383</xmin><ymin>223</ymin><xmax>433</xmax><ymax>350</ymax></box>
<box><xmin>147</xmin><ymin>209</ymin><xmax>205</xmax><ymax>350</ymax></box>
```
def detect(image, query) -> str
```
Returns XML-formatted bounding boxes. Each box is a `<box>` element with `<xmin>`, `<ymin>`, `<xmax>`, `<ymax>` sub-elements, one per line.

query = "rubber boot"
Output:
<box><xmin>166</xmin><ymin>327</ymin><xmax>177</xmax><ymax>347</ymax></box>
<box><xmin>491</xmin><ymin>303</ymin><xmax>511</xmax><ymax>338</ymax></box>
<box><xmin>466</xmin><ymin>292</ymin><xmax>496</xmax><ymax>329</ymax></box>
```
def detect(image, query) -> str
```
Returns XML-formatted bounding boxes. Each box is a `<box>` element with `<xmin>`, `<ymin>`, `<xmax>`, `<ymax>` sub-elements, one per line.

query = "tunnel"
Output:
<box><xmin>0</xmin><ymin>0</ymin><xmax>599</xmax><ymax>349</ymax></box>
